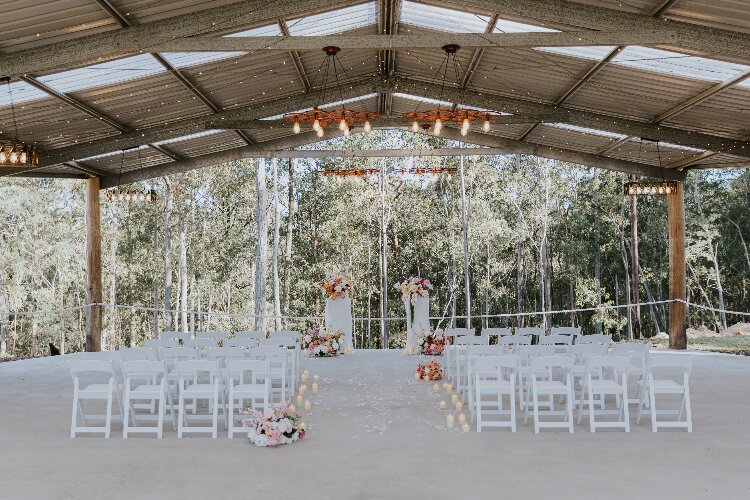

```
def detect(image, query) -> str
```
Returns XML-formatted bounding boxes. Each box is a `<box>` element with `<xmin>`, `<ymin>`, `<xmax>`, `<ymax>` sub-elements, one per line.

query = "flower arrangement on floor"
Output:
<box><xmin>302</xmin><ymin>324</ymin><xmax>345</xmax><ymax>357</ymax></box>
<box><xmin>242</xmin><ymin>403</ymin><xmax>305</xmax><ymax>447</ymax></box>
<box><xmin>319</xmin><ymin>272</ymin><xmax>354</xmax><ymax>299</ymax></box>
<box><xmin>416</xmin><ymin>360</ymin><xmax>443</xmax><ymax>380</ymax></box>
<box><xmin>394</xmin><ymin>276</ymin><xmax>433</xmax><ymax>304</ymax></box>
<box><xmin>418</xmin><ymin>329</ymin><xmax>446</xmax><ymax>355</ymax></box>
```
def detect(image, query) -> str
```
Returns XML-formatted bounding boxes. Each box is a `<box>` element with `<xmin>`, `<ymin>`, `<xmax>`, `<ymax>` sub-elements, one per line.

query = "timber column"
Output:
<box><xmin>667</xmin><ymin>181</ymin><xmax>687</xmax><ymax>349</ymax></box>
<box><xmin>86</xmin><ymin>177</ymin><xmax>103</xmax><ymax>352</ymax></box>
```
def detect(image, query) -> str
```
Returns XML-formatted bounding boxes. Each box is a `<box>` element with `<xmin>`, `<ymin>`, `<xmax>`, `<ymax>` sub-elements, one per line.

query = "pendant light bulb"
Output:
<box><xmin>317</xmin><ymin>127</ymin><xmax>324</xmax><ymax>138</ymax></box>
<box><xmin>9</xmin><ymin>151</ymin><xmax>17</xmax><ymax>163</ymax></box>
<box><xmin>482</xmin><ymin>119</ymin><xmax>491</xmax><ymax>132</ymax></box>
<box><xmin>411</xmin><ymin>120</ymin><xmax>419</xmax><ymax>132</ymax></box>
<box><xmin>0</xmin><ymin>151</ymin><xmax>6</xmax><ymax>163</ymax></box>
<box><xmin>344</xmin><ymin>127</ymin><xmax>351</xmax><ymax>137</ymax></box>
<box><xmin>461</xmin><ymin>118</ymin><xmax>470</xmax><ymax>135</ymax></box>
<box><xmin>293</xmin><ymin>121</ymin><xmax>301</xmax><ymax>134</ymax></box>
<box><xmin>363</xmin><ymin>119</ymin><xmax>371</xmax><ymax>133</ymax></box>
<box><xmin>313</xmin><ymin>119</ymin><xmax>321</xmax><ymax>132</ymax></box>
<box><xmin>20</xmin><ymin>152</ymin><xmax>27</xmax><ymax>164</ymax></box>
<box><xmin>339</xmin><ymin>118</ymin><xmax>347</xmax><ymax>131</ymax></box>
<box><xmin>434</xmin><ymin>118</ymin><xmax>442</xmax><ymax>135</ymax></box>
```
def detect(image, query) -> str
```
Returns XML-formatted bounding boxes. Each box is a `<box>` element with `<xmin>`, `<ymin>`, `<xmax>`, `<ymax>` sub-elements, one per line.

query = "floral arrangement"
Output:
<box><xmin>418</xmin><ymin>329</ymin><xmax>446</xmax><ymax>355</ymax></box>
<box><xmin>319</xmin><ymin>272</ymin><xmax>354</xmax><ymax>299</ymax></box>
<box><xmin>242</xmin><ymin>403</ymin><xmax>305</xmax><ymax>447</ymax></box>
<box><xmin>394</xmin><ymin>276</ymin><xmax>433</xmax><ymax>304</ymax></box>
<box><xmin>416</xmin><ymin>360</ymin><xmax>443</xmax><ymax>380</ymax></box>
<box><xmin>302</xmin><ymin>324</ymin><xmax>344</xmax><ymax>357</ymax></box>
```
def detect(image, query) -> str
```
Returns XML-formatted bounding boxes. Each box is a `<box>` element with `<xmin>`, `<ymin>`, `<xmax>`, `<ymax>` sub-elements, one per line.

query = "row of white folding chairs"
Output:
<box><xmin>69</xmin><ymin>346</ymin><xmax>293</xmax><ymax>438</ymax></box>
<box><xmin>158</xmin><ymin>330</ymin><xmax>300</xmax><ymax>342</ymax></box>
<box><xmin>464</xmin><ymin>345</ymin><xmax>691</xmax><ymax>433</ymax></box>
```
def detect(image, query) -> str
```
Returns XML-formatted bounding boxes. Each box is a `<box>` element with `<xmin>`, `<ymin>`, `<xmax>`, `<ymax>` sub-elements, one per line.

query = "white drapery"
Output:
<box><xmin>404</xmin><ymin>293</ymin><xmax>429</xmax><ymax>352</ymax></box>
<box><xmin>325</xmin><ymin>296</ymin><xmax>353</xmax><ymax>350</ymax></box>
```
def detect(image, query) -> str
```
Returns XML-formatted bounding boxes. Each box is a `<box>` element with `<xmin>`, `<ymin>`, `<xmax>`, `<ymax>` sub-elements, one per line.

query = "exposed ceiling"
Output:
<box><xmin>2</xmin><ymin>0</ymin><xmax>750</xmax><ymax>185</ymax></box>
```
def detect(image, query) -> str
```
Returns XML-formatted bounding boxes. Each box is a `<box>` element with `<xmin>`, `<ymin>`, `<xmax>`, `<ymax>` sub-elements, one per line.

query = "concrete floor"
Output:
<box><xmin>1</xmin><ymin>349</ymin><xmax>749</xmax><ymax>500</ymax></box>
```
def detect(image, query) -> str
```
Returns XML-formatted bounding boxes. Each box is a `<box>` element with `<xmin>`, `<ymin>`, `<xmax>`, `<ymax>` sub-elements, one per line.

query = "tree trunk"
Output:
<box><xmin>108</xmin><ymin>235</ymin><xmax>116</xmax><ymax>350</ymax></box>
<box><xmin>712</xmin><ymin>243</ymin><xmax>727</xmax><ymax>330</ymax></box>
<box><xmin>178</xmin><ymin>211</ymin><xmax>189</xmax><ymax>333</ymax></box>
<box><xmin>152</xmin><ymin>220</ymin><xmax>160</xmax><ymax>338</ymax></box>
<box><xmin>594</xmin><ymin>208</ymin><xmax>602</xmax><ymax>334</ymax></box>
<box><xmin>282</xmin><ymin>159</ymin><xmax>295</xmax><ymax>317</ymax></box>
<box><xmin>516</xmin><ymin>238</ymin><xmax>525</xmax><ymax>327</ymax></box>
<box><xmin>629</xmin><ymin>175</ymin><xmax>642</xmax><ymax>339</ymax></box>
<box><xmin>271</xmin><ymin>158</ymin><xmax>282</xmax><ymax>330</ymax></box>
<box><xmin>254</xmin><ymin>159</ymin><xmax>269</xmax><ymax>331</ymax></box>
<box><xmin>459</xmin><ymin>154</ymin><xmax>472</xmax><ymax>328</ymax></box>
<box><xmin>485</xmin><ymin>241</ymin><xmax>491</xmax><ymax>328</ymax></box>
<box><xmin>379</xmin><ymin>160</ymin><xmax>390</xmax><ymax>347</ymax></box>
<box><xmin>163</xmin><ymin>177</ymin><xmax>174</xmax><ymax>330</ymax></box>
<box><xmin>620</xmin><ymin>231</ymin><xmax>634</xmax><ymax>340</ymax></box>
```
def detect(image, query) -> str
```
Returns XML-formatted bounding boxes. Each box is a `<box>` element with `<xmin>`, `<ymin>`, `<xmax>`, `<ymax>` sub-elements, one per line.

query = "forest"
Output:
<box><xmin>1</xmin><ymin>130</ymin><xmax>749</xmax><ymax>356</ymax></box>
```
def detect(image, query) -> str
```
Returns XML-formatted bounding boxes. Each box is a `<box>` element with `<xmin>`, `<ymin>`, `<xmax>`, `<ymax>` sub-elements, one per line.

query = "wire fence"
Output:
<box><xmin>1</xmin><ymin>299</ymin><xmax>748</xmax><ymax>358</ymax></box>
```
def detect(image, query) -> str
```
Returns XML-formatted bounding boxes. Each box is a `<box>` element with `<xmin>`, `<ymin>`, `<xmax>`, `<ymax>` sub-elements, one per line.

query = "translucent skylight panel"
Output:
<box><xmin>37</xmin><ymin>54</ymin><xmax>165</xmax><ymax>94</ymax></box>
<box><xmin>493</xmin><ymin>19</ymin><xmax>556</xmax><ymax>33</ymax></box>
<box><xmin>393</xmin><ymin>92</ymin><xmax>453</xmax><ymax>107</ymax></box>
<box><xmin>160</xmin><ymin>24</ymin><xmax>282</xmax><ymax>69</ymax></box>
<box><xmin>0</xmin><ymin>80</ymin><xmax>49</xmax><ymax>106</ymax></box>
<box><xmin>536</xmin><ymin>46</ymin><xmax>617</xmax><ymax>61</ymax></box>
<box><xmin>401</xmin><ymin>1</ymin><xmax>490</xmax><ymax>33</ymax></box>
<box><xmin>78</xmin><ymin>145</ymin><xmax>151</xmax><ymax>162</ymax></box>
<box><xmin>154</xmin><ymin>129</ymin><xmax>222</xmax><ymax>145</ymax></box>
<box><xmin>287</xmin><ymin>2</ymin><xmax>376</xmax><ymax>36</ymax></box>
<box><xmin>550</xmin><ymin>123</ymin><xmax>627</xmax><ymax>139</ymax></box>
<box><xmin>613</xmin><ymin>46</ymin><xmax>750</xmax><ymax>82</ymax></box>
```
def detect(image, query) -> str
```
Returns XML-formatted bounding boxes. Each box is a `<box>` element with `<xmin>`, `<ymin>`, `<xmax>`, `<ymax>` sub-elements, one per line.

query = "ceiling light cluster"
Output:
<box><xmin>624</xmin><ymin>181</ymin><xmax>677</xmax><ymax>196</ymax></box>
<box><xmin>0</xmin><ymin>144</ymin><xmax>38</xmax><ymax>166</ymax></box>
<box><xmin>284</xmin><ymin>46</ymin><xmax>379</xmax><ymax>137</ymax></box>
<box><xmin>105</xmin><ymin>189</ymin><xmax>157</xmax><ymax>203</ymax></box>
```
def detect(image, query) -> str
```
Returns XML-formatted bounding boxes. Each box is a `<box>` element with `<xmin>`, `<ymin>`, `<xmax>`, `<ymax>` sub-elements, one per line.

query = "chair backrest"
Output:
<box><xmin>474</xmin><ymin>355</ymin><xmax>517</xmax><ymax>381</ymax></box>
<box><xmin>224</xmin><ymin>338</ymin><xmax>259</xmax><ymax>348</ymax></box>
<box><xmin>158</xmin><ymin>347</ymin><xmax>198</xmax><ymax>364</ymax></box>
<box><xmin>122</xmin><ymin>360</ymin><xmax>166</xmax><ymax>386</ymax></box>
<box><xmin>196</xmin><ymin>331</ymin><xmax>227</xmax><ymax>341</ymax></box>
<box><xmin>578</xmin><ymin>334</ymin><xmax>612</xmax><ymax>345</ymax></box>
<box><xmin>159</xmin><ymin>331</ymin><xmax>190</xmax><ymax>341</ymax></box>
<box><xmin>251</xmin><ymin>346</ymin><xmax>288</xmax><ymax>359</ymax></box>
<box><xmin>269</xmin><ymin>330</ymin><xmax>300</xmax><ymax>339</ymax></box>
<box><xmin>481</xmin><ymin>327</ymin><xmax>512</xmax><ymax>338</ymax></box>
<box><xmin>585</xmin><ymin>355</ymin><xmax>630</xmax><ymax>373</ymax></box>
<box><xmin>69</xmin><ymin>359</ymin><xmax>115</xmax><ymax>388</ymax></box>
<box><xmin>516</xmin><ymin>345</ymin><xmax>555</xmax><ymax>357</ymax></box>
<box><xmin>444</xmin><ymin>328</ymin><xmax>475</xmax><ymax>339</ymax></box>
<box><xmin>175</xmin><ymin>359</ymin><xmax>221</xmax><ymax>383</ymax></box>
<box><xmin>454</xmin><ymin>335</ymin><xmax>488</xmax><ymax>346</ymax></box>
<box><xmin>530</xmin><ymin>355</ymin><xmax>573</xmax><ymax>372</ymax></box>
<box><xmin>539</xmin><ymin>334</ymin><xmax>574</xmax><ymax>345</ymax></box>
<box><xmin>466</xmin><ymin>345</ymin><xmax>503</xmax><ymax>356</ymax></box>
<box><xmin>119</xmin><ymin>347</ymin><xmax>158</xmax><ymax>361</ymax></box>
<box><xmin>500</xmin><ymin>335</ymin><xmax>532</xmax><ymax>346</ymax></box>
<box><xmin>263</xmin><ymin>337</ymin><xmax>297</xmax><ymax>347</ymax></box>
<box><xmin>550</xmin><ymin>326</ymin><xmax>581</xmax><ymax>337</ymax></box>
<box><xmin>226</xmin><ymin>359</ymin><xmax>271</xmax><ymax>385</ymax></box>
<box><xmin>207</xmin><ymin>347</ymin><xmax>247</xmax><ymax>364</ymax></box>
<box><xmin>144</xmin><ymin>338</ymin><xmax>180</xmax><ymax>349</ymax></box>
<box><xmin>184</xmin><ymin>338</ymin><xmax>219</xmax><ymax>349</ymax></box>
<box><xmin>515</xmin><ymin>326</ymin><xmax>544</xmax><ymax>337</ymax></box>
<box><xmin>570</xmin><ymin>343</ymin><xmax>609</xmax><ymax>361</ymax></box>
<box><xmin>234</xmin><ymin>330</ymin><xmax>266</xmax><ymax>340</ymax></box>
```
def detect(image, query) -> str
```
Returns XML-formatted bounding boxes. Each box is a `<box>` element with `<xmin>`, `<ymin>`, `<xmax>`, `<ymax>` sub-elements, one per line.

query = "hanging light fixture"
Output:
<box><xmin>624</xmin><ymin>139</ymin><xmax>676</xmax><ymax>197</ymax></box>
<box><xmin>402</xmin><ymin>45</ymin><xmax>502</xmax><ymax>136</ymax></box>
<box><xmin>0</xmin><ymin>78</ymin><xmax>39</xmax><ymax>167</ymax></box>
<box><xmin>284</xmin><ymin>46</ymin><xmax>379</xmax><ymax>136</ymax></box>
<box><xmin>105</xmin><ymin>149</ymin><xmax>158</xmax><ymax>203</ymax></box>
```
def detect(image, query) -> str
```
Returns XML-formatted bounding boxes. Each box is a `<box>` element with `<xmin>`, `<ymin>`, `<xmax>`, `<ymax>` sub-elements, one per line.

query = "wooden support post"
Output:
<box><xmin>85</xmin><ymin>177</ymin><xmax>103</xmax><ymax>352</ymax></box>
<box><xmin>668</xmin><ymin>181</ymin><xmax>687</xmax><ymax>349</ymax></box>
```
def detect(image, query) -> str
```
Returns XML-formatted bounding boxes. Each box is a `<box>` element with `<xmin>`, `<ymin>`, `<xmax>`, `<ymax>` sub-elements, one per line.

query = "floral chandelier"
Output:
<box><xmin>1</xmin><ymin>78</ymin><xmax>39</xmax><ymax>167</ymax></box>
<box><xmin>105</xmin><ymin>149</ymin><xmax>158</xmax><ymax>204</ymax></box>
<box><xmin>403</xmin><ymin>44</ymin><xmax>503</xmax><ymax>137</ymax></box>
<box><xmin>284</xmin><ymin>46</ymin><xmax>379</xmax><ymax>138</ymax></box>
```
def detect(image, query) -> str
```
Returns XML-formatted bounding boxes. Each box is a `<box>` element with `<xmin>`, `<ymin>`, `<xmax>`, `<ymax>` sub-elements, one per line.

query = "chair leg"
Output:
<box><xmin>622</xmin><ymin>380</ymin><xmax>631</xmax><ymax>433</ymax></box>
<box><xmin>178</xmin><ymin>392</ymin><xmax>185</xmax><ymax>438</ymax></box>
<box><xmin>228</xmin><ymin>389</ymin><xmax>235</xmax><ymax>439</ymax></box>
<box><xmin>123</xmin><ymin>390</ymin><xmax>130</xmax><ymax>439</ymax></box>
<box><xmin>684</xmin><ymin>386</ymin><xmax>693</xmax><ymax>433</ymax></box>
<box><xmin>532</xmin><ymin>385</ymin><xmax>540</xmax><ymax>434</ymax></box>
<box><xmin>70</xmin><ymin>392</ymin><xmax>78</xmax><ymax>439</ymax></box>
<box><xmin>105</xmin><ymin>389</ymin><xmax>113</xmax><ymax>439</ymax></box>
<box><xmin>158</xmin><ymin>386</ymin><xmax>165</xmax><ymax>439</ymax></box>
<box><xmin>567</xmin><ymin>385</ymin><xmax>575</xmax><ymax>434</ymax></box>
<box><xmin>588</xmin><ymin>387</ymin><xmax>595</xmax><ymax>433</ymax></box>
<box><xmin>212</xmin><ymin>385</ymin><xmax>219</xmax><ymax>439</ymax></box>
<box><xmin>649</xmin><ymin>386</ymin><xmax>657</xmax><ymax>432</ymax></box>
<box><xmin>475</xmin><ymin>385</ymin><xmax>482</xmax><ymax>433</ymax></box>
<box><xmin>510</xmin><ymin>388</ymin><xmax>516</xmax><ymax>433</ymax></box>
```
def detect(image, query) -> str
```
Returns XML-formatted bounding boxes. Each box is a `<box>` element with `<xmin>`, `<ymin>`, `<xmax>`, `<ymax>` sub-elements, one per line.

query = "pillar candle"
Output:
<box><xmin>432</xmin><ymin>383</ymin><xmax>440</xmax><ymax>392</ymax></box>
<box><xmin>299</xmin><ymin>384</ymin><xmax>307</xmax><ymax>394</ymax></box>
<box><xmin>456</xmin><ymin>402</ymin><xmax>463</xmax><ymax>412</ymax></box>
<box><xmin>461</xmin><ymin>423</ymin><xmax>470</xmax><ymax>433</ymax></box>
<box><xmin>313</xmin><ymin>374</ymin><xmax>320</xmax><ymax>382</ymax></box>
<box><xmin>289</xmin><ymin>404</ymin><xmax>296</xmax><ymax>413</ymax></box>
<box><xmin>312</xmin><ymin>382</ymin><xmax>319</xmax><ymax>394</ymax></box>
<box><xmin>304</xmin><ymin>399</ymin><xmax>312</xmax><ymax>411</ymax></box>
<box><xmin>298</xmin><ymin>421</ymin><xmax>306</xmax><ymax>432</ymax></box>
<box><xmin>458</xmin><ymin>413</ymin><xmax>467</xmax><ymax>425</ymax></box>
<box><xmin>447</xmin><ymin>414</ymin><xmax>454</xmax><ymax>429</ymax></box>
<box><xmin>439</xmin><ymin>401</ymin><xmax>447</xmax><ymax>409</ymax></box>
<box><xmin>296</xmin><ymin>395</ymin><xmax>303</xmax><ymax>406</ymax></box>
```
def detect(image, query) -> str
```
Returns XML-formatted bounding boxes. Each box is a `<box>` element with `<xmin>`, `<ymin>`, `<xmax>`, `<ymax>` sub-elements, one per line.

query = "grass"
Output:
<box><xmin>645</xmin><ymin>336</ymin><xmax>750</xmax><ymax>356</ymax></box>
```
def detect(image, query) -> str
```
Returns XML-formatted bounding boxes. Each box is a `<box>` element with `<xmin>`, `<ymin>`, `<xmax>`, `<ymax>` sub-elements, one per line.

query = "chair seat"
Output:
<box><xmin>589</xmin><ymin>380</ymin><xmax>621</xmax><ymax>390</ymax></box>
<box><xmin>182</xmin><ymin>384</ymin><xmax>217</xmax><ymax>397</ymax></box>
<box><xmin>478</xmin><ymin>381</ymin><xmax>513</xmax><ymax>390</ymax></box>
<box><xmin>79</xmin><ymin>384</ymin><xmax>113</xmax><ymax>396</ymax></box>
<box><xmin>233</xmin><ymin>384</ymin><xmax>267</xmax><ymax>394</ymax></box>
<box><xmin>131</xmin><ymin>384</ymin><xmax>163</xmax><ymax>396</ymax></box>
<box><xmin>534</xmin><ymin>381</ymin><xmax>567</xmax><ymax>390</ymax></box>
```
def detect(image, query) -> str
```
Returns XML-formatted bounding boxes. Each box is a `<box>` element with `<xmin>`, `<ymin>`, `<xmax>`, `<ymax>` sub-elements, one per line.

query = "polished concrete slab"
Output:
<box><xmin>0</xmin><ymin>349</ymin><xmax>748</xmax><ymax>499</ymax></box>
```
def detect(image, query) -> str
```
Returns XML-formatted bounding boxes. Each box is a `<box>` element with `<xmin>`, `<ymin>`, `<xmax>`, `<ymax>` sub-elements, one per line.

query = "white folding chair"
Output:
<box><xmin>452</xmin><ymin>335</ymin><xmax>487</xmax><ymax>396</ymax></box>
<box><xmin>234</xmin><ymin>330</ymin><xmax>266</xmax><ymax>341</ymax></box>
<box><xmin>225</xmin><ymin>338</ymin><xmax>260</xmax><ymax>348</ymax></box>
<box><xmin>250</xmin><ymin>346</ymin><xmax>288</xmax><ymax>406</ymax></box>
<box><xmin>539</xmin><ymin>334</ymin><xmax>574</xmax><ymax>354</ymax></box>
<box><xmin>207</xmin><ymin>347</ymin><xmax>247</xmax><ymax>369</ymax></box>
<box><xmin>481</xmin><ymin>327</ymin><xmax>512</xmax><ymax>343</ymax></box>
<box><xmin>499</xmin><ymin>335</ymin><xmax>532</xmax><ymax>349</ymax></box>
<box><xmin>145</xmin><ymin>338</ymin><xmax>180</xmax><ymax>349</ymax></box>
<box><xmin>269</xmin><ymin>330</ymin><xmax>300</xmax><ymax>339</ymax></box>
<box><xmin>474</xmin><ymin>356</ymin><xmax>517</xmax><ymax>432</ymax></box>
<box><xmin>637</xmin><ymin>355</ymin><xmax>693</xmax><ymax>432</ymax></box>
<box><xmin>525</xmin><ymin>356</ymin><xmax>575</xmax><ymax>433</ymax></box>
<box><xmin>515</xmin><ymin>326</ymin><xmax>544</xmax><ymax>342</ymax></box>
<box><xmin>569</xmin><ymin>343</ymin><xmax>609</xmax><ymax>409</ymax></box>
<box><xmin>119</xmin><ymin>347</ymin><xmax>159</xmax><ymax>413</ymax></box>
<box><xmin>69</xmin><ymin>359</ymin><xmax>123</xmax><ymax>438</ymax></box>
<box><xmin>465</xmin><ymin>345</ymin><xmax>504</xmax><ymax>412</ymax></box>
<box><xmin>515</xmin><ymin>345</ymin><xmax>555</xmax><ymax>412</ymax></box>
<box><xmin>262</xmin><ymin>336</ymin><xmax>299</xmax><ymax>390</ymax></box>
<box><xmin>176</xmin><ymin>360</ymin><xmax>225</xmax><ymax>438</ymax></box>
<box><xmin>226</xmin><ymin>359</ymin><xmax>272</xmax><ymax>438</ymax></box>
<box><xmin>578</xmin><ymin>334</ymin><xmax>612</xmax><ymax>346</ymax></box>
<box><xmin>159</xmin><ymin>331</ymin><xmax>190</xmax><ymax>341</ymax></box>
<box><xmin>550</xmin><ymin>326</ymin><xmax>581</xmax><ymax>340</ymax></box>
<box><xmin>184</xmin><ymin>338</ymin><xmax>219</xmax><ymax>350</ymax></box>
<box><xmin>196</xmin><ymin>331</ymin><xmax>227</xmax><ymax>342</ymax></box>
<box><xmin>577</xmin><ymin>356</ymin><xmax>630</xmax><ymax>432</ymax></box>
<box><xmin>122</xmin><ymin>360</ymin><xmax>170</xmax><ymax>438</ymax></box>
<box><xmin>612</xmin><ymin>343</ymin><xmax>650</xmax><ymax>405</ymax></box>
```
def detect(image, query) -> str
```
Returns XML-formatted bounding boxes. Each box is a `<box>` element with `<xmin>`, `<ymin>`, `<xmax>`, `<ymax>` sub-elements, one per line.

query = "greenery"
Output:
<box><xmin>1</xmin><ymin>131</ymin><xmax>749</xmax><ymax>356</ymax></box>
